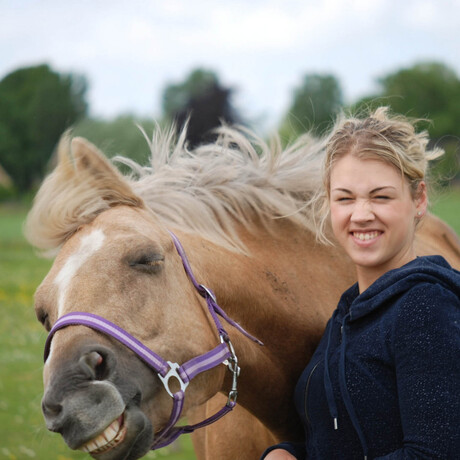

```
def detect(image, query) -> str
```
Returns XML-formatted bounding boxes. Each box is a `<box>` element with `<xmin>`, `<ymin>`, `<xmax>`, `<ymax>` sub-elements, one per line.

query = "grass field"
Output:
<box><xmin>0</xmin><ymin>188</ymin><xmax>458</xmax><ymax>459</ymax></box>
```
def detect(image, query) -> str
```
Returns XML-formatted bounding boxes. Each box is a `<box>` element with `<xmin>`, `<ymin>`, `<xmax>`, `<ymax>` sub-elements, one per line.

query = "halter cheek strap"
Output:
<box><xmin>44</xmin><ymin>231</ymin><xmax>263</xmax><ymax>450</ymax></box>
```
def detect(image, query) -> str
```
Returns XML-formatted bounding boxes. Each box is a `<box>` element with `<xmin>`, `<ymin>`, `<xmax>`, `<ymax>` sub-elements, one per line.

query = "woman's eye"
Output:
<box><xmin>375</xmin><ymin>195</ymin><xmax>390</xmax><ymax>200</ymax></box>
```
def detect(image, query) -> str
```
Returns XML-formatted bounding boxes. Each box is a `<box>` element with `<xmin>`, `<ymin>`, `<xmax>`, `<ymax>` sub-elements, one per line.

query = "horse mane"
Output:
<box><xmin>25</xmin><ymin>125</ymin><xmax>326</xmax><ymax>255</ymax></box>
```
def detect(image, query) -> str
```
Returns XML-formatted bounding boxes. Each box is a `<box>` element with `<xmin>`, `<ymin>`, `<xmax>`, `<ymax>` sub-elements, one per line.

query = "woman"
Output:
<box><xmin>262</xmin><ymin>108</ymin><xmax>460</xmax><ymax>459</ymax></box>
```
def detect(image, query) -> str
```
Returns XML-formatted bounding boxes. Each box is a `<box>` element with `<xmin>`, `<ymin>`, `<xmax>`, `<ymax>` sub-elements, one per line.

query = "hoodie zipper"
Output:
<box><xmin>304</xmin><ymin>361</ymin><xmax>320</xmax><ymax>425</ymax></box>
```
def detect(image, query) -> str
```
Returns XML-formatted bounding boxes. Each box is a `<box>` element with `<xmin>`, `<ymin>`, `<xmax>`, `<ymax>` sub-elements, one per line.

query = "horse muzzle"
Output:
<box><xmin>42</xmin><ymin>342</ymin><xmax>155</xmax><ymax>459</ymax></box>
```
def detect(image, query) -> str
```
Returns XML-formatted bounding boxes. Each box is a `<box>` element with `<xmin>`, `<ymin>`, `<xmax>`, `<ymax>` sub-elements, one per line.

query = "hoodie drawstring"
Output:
<box><xmin>323</xmin><ymin>309</ymin><xmax>339</xmax><ymax>430</ymax></box>
<box><xmin>338</xmin><ymin>314</ymin><xmax>369</xmax><ymax>460</ymax></box>
<box><xmin>323</xmin><ymin>310</ymin><xmax>369</xmax><ymax>460</ymax></box>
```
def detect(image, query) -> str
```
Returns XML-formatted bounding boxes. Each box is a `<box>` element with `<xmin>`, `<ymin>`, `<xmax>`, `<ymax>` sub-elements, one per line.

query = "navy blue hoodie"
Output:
<box><xmin>262</xmin><ymin>256</ymin><xmax>460</xmax><ymax>459</ymax></box>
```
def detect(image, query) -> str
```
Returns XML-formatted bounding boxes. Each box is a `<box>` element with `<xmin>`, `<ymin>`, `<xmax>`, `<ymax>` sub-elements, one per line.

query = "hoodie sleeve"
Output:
<box><xmin>260</xmin><ymin>441</ymin><xmax>306</xmax><ymax>459</ymax></box>
<box><xmin>375</xmin><ymin>282</ymin><xmax>460</xmax><ymax>459</ymax></box>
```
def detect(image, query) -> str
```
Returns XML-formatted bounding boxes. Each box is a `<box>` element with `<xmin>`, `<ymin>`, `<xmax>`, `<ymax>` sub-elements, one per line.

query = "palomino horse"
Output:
<box><xmin>25</xmin><ymin>127</ymin><xmax>460</xmax><ymax>460</ymax></box>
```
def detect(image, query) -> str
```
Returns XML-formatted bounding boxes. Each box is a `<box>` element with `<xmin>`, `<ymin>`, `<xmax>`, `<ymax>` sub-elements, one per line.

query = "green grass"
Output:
<box><xmin>0</xmin><ymin>189</ymin><xmax>458</xmax><ymax>459</ymax></box>
<box><xmin>431</xmin><ymin>186</ymin><xmax>460</xmax><ymax>235</ymax></box>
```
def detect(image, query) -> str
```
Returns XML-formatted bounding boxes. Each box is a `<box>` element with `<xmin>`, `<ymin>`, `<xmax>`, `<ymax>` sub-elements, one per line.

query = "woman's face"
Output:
<box><xmin>329</xmin><ymin>154</ymin><xmax>426</xmax><ymax>290</ymax></box>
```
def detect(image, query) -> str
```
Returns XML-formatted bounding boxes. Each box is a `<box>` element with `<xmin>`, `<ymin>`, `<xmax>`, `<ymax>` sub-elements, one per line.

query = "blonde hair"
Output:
<box><xmin>314</xmin><ymin>106</ymin><xmax>444</xmax><ymax>243</ymax></box>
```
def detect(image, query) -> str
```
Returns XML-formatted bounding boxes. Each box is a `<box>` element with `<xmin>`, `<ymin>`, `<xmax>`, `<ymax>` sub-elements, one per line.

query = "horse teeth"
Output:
<box><xmin>95</xmin><ymin>432</ymin><xmax>107</xmax><ymax>446</ymax></box>
<box><xmin>78</xmin><ymin>414</ymin><xmax>124</xmax><ymax>454</ymax></box>
<box><xmin>86</xmin><ymin>440</ymin><xmax>98</xmax><ymax>452</ymax></box>
<box><xmin>105</xmin><ymin>424</ymin><xmax>118</xmax><ymax>440</ymax></box>
<box><xmin>110</xmin><ymin>418</ymin><xmax>120</xmax><ymax>434</ymax></box>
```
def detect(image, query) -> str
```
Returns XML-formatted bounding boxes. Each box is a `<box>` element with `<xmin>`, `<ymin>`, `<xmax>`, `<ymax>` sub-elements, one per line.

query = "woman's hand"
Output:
<box><xmin>264</xmin><ymin>449</ymin><xmax>297</xmax><ymax>459</ymax></box>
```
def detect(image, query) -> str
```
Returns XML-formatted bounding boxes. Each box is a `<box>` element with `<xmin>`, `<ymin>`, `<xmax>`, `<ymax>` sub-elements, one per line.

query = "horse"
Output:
<box><xmin>25</xmin><ymin>126</ymin><xmax>460</xmax><ymax>460</ymax></box>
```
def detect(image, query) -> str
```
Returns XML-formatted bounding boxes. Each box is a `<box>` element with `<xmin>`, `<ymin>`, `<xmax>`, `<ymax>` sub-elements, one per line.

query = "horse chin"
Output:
<box><xmin>77</xmin><ymin>405</ymin><xmax>154</xmax><ymax>460</ymax></box>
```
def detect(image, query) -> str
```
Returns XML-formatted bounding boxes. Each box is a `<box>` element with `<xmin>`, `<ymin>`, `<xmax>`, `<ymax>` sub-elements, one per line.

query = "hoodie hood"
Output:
<box><xmin>340</xmin><ymin>255</ymin><xmax>460</xmax><ymax>322</ymax></box>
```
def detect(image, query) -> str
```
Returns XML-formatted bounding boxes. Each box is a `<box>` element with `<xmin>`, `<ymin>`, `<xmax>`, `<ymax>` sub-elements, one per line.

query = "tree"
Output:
<box><xmin>280</xmin><ymin>73</ymin><xmax>343</xmax><ymax>141</ymax></box>
<box><xmin>353</xmin><ymin>62</ymin><xmax>460</xmax><ymax>183</ymax></box>
<box><xmin>162</xmin><ymin>69</ymin><xmax>240</xmax><ymax>147</ymax></box>
<box><xmin>355</xmin><ymin>62</ymin><xmax>460</xmax><ymax>139</ymax></box>
<box><xmin>0</xmin><ymin>64</ymin><xmax>88</xmax><ymax>191</ymax></box>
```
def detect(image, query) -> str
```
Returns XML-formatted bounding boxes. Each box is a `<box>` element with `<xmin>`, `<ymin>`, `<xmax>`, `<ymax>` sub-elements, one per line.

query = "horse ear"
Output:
<box><xmin>71</xmin><ymin>137</ymin><xmax>117</xmax><ymax>177</ymax></box>
<box><xmin>70</xmin><ymin>137</ymin><xmax>144</xmax><ymax>207</ymax></box>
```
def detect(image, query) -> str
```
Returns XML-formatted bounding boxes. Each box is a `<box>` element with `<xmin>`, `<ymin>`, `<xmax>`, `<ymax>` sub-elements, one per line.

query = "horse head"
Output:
<box><xmin>27</xmin><ymin>137</ymin><xmax>230</xmax><ymax>459</ymax></box>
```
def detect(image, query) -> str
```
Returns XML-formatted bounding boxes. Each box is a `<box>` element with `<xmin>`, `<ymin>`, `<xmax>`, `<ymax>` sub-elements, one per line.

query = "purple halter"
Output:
<box><xmin>44</xmin><ymin>231</ymin><xmax>263</xmax><ymax>450</ymax></box>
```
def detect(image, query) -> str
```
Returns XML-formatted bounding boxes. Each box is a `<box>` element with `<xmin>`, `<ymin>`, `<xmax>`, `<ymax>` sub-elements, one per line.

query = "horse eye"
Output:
<box><xmin>128</xmin><ymin>253</ymin><xmax>164</xmax><ymax>274</ymax></box>
<box><xmin>37</xmin><ymin>309</ymin><xmax>50</xmax><ymax>331</ymax></box>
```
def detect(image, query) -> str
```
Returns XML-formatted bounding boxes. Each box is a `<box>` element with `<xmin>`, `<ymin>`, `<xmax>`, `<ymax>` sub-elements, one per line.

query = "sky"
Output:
<box><xmin>1</xmin><ymin>0</ymin><xmax>459</xmax><ymax>131</ymax></box>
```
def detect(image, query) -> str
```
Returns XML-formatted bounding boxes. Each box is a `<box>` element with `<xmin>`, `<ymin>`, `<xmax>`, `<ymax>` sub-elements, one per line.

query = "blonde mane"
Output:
<box><xmin>25</xmin><ymin>126</ymin><xmax>326</xmax><ymax>254</ymax></box>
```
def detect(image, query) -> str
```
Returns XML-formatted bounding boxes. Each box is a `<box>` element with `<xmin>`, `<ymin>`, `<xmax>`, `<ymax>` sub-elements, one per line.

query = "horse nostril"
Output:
<box><xmin>42</xmin><ymin>397</ymin><xmax>62</xmax><ymax>418</ymax></box>
<box><xmin>79</xmin><ymin>350</ymin><xmax>109</xmax><ymax>380</ymax></box>
<box><xmin>42</xmin><ymin>396</ymin><xmax>65</xmax><ymax>434</ymax></box>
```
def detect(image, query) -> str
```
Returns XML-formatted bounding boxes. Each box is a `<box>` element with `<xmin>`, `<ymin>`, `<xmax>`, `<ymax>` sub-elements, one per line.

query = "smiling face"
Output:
<box><xmin>329</xmin><ymin>154</ymin><xmax>427</xmax><ymax>291</ymax></box>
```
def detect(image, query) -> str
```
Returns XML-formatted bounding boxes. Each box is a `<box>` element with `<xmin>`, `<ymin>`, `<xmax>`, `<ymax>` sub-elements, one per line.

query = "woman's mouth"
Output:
<box><xmin>352</xmin><ymin>231</ymin><xmax>381</xmax><ymax>241</ymax></box>
<box><xmin>79</xmin><ymin>413</ymin><xmax>127</xmax><ymax>455</ymax></box>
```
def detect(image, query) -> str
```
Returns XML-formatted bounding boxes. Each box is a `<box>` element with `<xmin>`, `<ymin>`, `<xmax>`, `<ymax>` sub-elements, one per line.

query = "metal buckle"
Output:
<box><xmin>199</xmin><ymin>284</ymin><xmax>217</xmax><ymax>302</ymax></box>
<box><xmin>158</xmin><ymin>361</ymin><xmax>189</xmax><ymax>398</ymax></box>
<box><xmin>220</xmin><ymin>335</ymin><xmax>240</xmax><ymax>406</ymax></box>
<box><xmin>227</xmin><ymin>390</ymin><xmax>238</xmax><ymax>405</ymax></box>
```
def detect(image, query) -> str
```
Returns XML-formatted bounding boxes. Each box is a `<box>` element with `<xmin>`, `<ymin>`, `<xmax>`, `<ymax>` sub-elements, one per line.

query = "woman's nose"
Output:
<box><xmin>350</xmin><ymin>200</ymin><xmax>375</xmax><ymax>222</ymax></box>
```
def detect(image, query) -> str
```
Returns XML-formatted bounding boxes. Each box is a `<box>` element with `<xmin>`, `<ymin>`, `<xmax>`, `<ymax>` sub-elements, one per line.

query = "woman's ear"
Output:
<box><xmin>415</xmin><ymin>181</ymin><xmax>428</xmax><ymax>218</ymax></box>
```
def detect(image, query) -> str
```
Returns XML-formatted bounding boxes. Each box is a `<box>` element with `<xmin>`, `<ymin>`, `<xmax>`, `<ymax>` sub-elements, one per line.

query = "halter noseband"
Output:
<box><xmin>44</xmin><ymin>231</ymin><xmax>263</xmax><ymax>450</ymax></box>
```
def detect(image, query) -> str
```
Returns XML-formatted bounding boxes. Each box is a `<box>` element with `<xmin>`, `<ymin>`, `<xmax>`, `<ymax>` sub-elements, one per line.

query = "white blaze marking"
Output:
<box><xmin>55</xmin><ymin>229</ymin><xmax>106</xmax><ymax>317</ymax></box>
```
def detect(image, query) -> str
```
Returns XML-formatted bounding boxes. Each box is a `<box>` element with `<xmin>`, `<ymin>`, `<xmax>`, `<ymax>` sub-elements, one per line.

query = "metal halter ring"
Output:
<box><xmin>158</xmin><ymin>361</ymin><xmax>190</xmax><ymax>398</ymax></box>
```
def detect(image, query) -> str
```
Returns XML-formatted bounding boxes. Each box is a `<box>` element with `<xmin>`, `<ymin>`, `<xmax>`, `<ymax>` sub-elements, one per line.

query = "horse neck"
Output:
<box><xmin>182</xmin><ymin>221</ymin><xmax>355</xmax><ymax>438</ymax></box>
